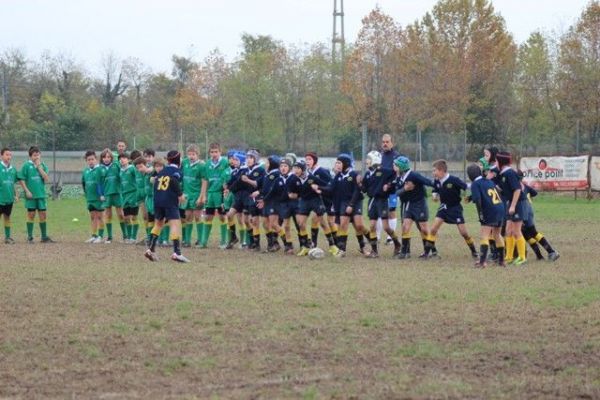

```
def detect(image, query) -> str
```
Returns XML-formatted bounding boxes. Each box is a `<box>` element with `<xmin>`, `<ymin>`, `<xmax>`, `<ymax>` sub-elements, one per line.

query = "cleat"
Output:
<box><xmin>219</xmin><ymin>244</ymin><xmax>228</xmax><ymax>250</ymax></box>
<box><xmin>297</xmin><ymin>247</ymin><xmax>310</xmax><ymax>257</ymax></box>
<box><xmin>85</xmin><ymin>237</ymin><xmax>96</xmax><ymax>243</ymax></box>
<box><xmin>418</xmin><ymin>253</ymin><xmax>430</xmax><ymax>259</ymax></box>
<box><xmin>240</xmin><ymin>243</ymin><xmax>248</xmax><ymax>250</ymax></box>
<box><xmin>334</xmin><ymin>249</ymin><xmax>346</xmax><ymax>258</ymax></box>
<box><xmin>4</xmin><ymin>237</ymin><xmax>15</xmax><ymax>244</ymax></box>
<box><xmin>228</xmin><ymin>237</ymin><xmax>239</xmax><ymax>248</ymax></box>
<box><xmin>328</xmin><ymin>245</ymin><xmax>341</xmax><ymax>255</ymax></box>
<box><xmin>385</xmin><ymin>237</ymin><xmax>393</xmax><ymax>246</ymax></box>
<box><xmin>471</xmin><ymin>252</ymin><xmax>479</xmax><ymax>260</ymax></box>
<box><xmin>144</xmin><ymin>249</ymin><xmax>159</xmax><ymax>262</ymax></box>
<box><xmin>393</xmin><ymin>244</ymin><xmax>402</xmax><ymax>257</ymax></box>
<box><xmin>104</xmin><ymin>238</ymin><xmax>112</xmax><ymax>244</ymax></box>
<box><xmin>171</xmin><ymin>253</ymin><xmax>190</xmax><ymax>263</ymax></box>
<box><xmin>474</xmin><ymin>261</ymin><xmax>487</xmax><ymax>268</ymax></box>
<box><xmin>514</xmin><ymin>257</ymin><xmax>527</xmax><ymax>266</ymax></box>
<box><xmin>548</xmin><ymin>252</ymin><xmax>560</xmax><ymax>262</ymax></box>
<box><xmin>365</xmin><ymin>251</ymin><xmax>379</xmax><ymax>258</ymax></box>
<box><xmin>27</xmin><ymin>237</ymin><xmax>34</xmax><ymax>244</ymax></box>
<box><xmin>395</xmin><ymin>252</ymin><xmax>410</xmax><ymax>260</ymax></box>
<box><xmin>41</xmin><ymin>237</ymin><xmax>55</xmax><ymax>243</ymax></box>
<box><xmin>92</xmin><ymin>237</ymin><xmax>104</xmax><ymax>244</ymax></box>
<box><xmin>285</xmin><ymin>247</ymin><xmax>295</xmax><ymax>255</ymax></box>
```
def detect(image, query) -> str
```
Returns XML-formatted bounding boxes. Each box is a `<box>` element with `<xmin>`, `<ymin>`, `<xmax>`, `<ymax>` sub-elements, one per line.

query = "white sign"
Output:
<box><xmin>519</xmin><ymin>156</ymin><xmax>589</xmax><ymax>191</ymax></box>
<box><xmin>590</xmin><ymin>157</ymin><xmax>600</xmax><ymax>191</ymax></box>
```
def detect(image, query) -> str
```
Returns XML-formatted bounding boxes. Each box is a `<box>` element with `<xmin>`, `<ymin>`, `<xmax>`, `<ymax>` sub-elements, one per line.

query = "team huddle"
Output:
<box><xmin>0</xmin><ymin>137</ymin><xmax>559</xmax><ymax>267</ymax></box>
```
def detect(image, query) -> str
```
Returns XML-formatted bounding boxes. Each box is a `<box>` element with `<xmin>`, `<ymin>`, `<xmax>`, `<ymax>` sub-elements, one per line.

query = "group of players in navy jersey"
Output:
<box><xmin>141</xmin><ymin>141</ymin><xmax>559</xmax><ymax>267</ymax></box>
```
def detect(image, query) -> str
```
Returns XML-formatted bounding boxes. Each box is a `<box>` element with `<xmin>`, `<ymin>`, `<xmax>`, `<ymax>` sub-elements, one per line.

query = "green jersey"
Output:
<box><xmin>183</xmin><ymin>159</ymin><xmax>205</xmax><ymax>198</ymax></box>
<box><xmin>101</xmin><ymin>162</ymin><xmax>121</xmax><ymax>195</ymax></box>
<box><xmin>82</xmin><ymin>165</ymin><xmax>106</xmax><ymax>202</ymax></box>
<box><xmin>204</xmin><ymin>157</ymin><xmax>230</xmax><ymax>193</ymax></box>
<box><xmin>120</xmin><ymin>164</ymin><xmax>137</xmax><ymax>195</ymax></box>
<box><xmin>19</xmin><ymin>160</ymin><xmax>48</xmax><ymax>199</ymax></box>
<box><xmin>135</xmin><ymin>168</ymin><xmax>146</xmax><ymax>200</ymax></box>
<box><xmin>0</xmin><ymin>161</ymin><xmax>18</xmax><ymax>205</ymax></box>
<box><xmin>144</xmin><ymin>168</ymin><xmax>154</xmax><ymax>199</ymax></box>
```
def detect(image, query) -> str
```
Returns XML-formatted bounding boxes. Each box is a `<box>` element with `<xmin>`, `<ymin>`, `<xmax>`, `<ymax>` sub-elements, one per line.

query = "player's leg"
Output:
<box><xmin>522</xmin><ymin>224</ymin><xmax>544</xmax><ymax>260</ymax></box>
<box><xmin>504</xmin><ymin>220</ymin><xmax>516</xmax><ymax>263</ymax></box>
<box><xmin>310</xmin><ymin>215</ymin><xmax>320</xmax><ymax>247</ymax></box>
<box><xmin>352</xmin><ymin>213</ymin><xmax>367</xmax><ymax>254</ymax></box>
<box><xmin>531</xmin><ymin>225</ymin><xmax>559</xmax><ymax>261</ymax></box>
<box><xmin>201</xmin><ymin>212</ymin><xmax>214</xmax><ymax>248</ymax></box>
<box><xmin>423</xmin><ymin>217</ymin><xmax>443</xmax><ymax>258</ymax></box>
<box><xmin>168</xmin><ymin>216</ymin><xmax>188</xmax><ymax>261</ymax></box>
<box><xmin>387</xmin><ymin>208</ymin><xmax>398</xmax><ymax>245</ymax></box>
<box><xmin>26</xmin><ymin>208</ymin><xmax>36</xmax><ymax>242</ymax></box>
<box><xmin>218</xmin><ymin>211</ymin><xmax>228</xmax><ymax>249</ymax></box>
<box><xmin>2</xmin><ymin>207</ymin><xmax>14</xmax><ymax>243</ymax></box>
<box><xmin>513</xmin><ymin>220</ymin><xmax>527</xmax><ymax>264</ymax></box>
<box><xmin>367</xmin><ymin>218</ymin><xmax>379</xmax><ymax>257</ymax></box>
<box><xmin>337</xmin><ymin>215</ymin><xmax>350</xmax><ymax>253</ymax></box>
<box><xmin>295</xmin><ymin>213</ymin><xmax>310</xmax><ymax>255</ymax></box>
<box><xmin>417</xmin><ymin>220</ymin><xmax>431</xmax><ymax>258</ymax></box>
<box><xmin>268</xmin><ymin>214</ymin><xmax>282</xmax><ymax>252</ymax></box>
<box><xmin>225</xmin><ymin>208</ymin><xmax>238</xmax><ymax>248</ymax></box>
<box><xmin>87</xmin><ymin>207</ymin><xmax>96</xmax><ymax>242</ymax></box>
<box><xmin>457</xmin><ymin>223</ymin><xmax>478</xmax><ymax>258</ymax></box>
<box><xmin>493</xmin><ymin>226</ymin><xmax>506</xmax><ymax>266</ymax></box>
<box><xmin>399</xmin><ymin>218</ymin><xmax>413</xmax><ymax>258</ymax></box>
<box><xmin>38</xmin><ymin>204</ymin><xmax>51</xmax><ymax>242</ymax></box>
<box><xmin>381</xmin><ymin>217</ymin><xmax>401</xmax><ymax>256</ymax></box>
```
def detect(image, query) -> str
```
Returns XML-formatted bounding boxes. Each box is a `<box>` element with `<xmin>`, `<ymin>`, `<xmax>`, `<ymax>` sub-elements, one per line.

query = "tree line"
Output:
<box><xmin>0</xmin><ymin>0</ymin><xmax>599</xmax><ymax>157</ymax></box>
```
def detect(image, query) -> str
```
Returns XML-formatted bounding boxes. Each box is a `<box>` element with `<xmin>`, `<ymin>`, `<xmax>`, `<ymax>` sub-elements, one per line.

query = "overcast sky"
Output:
<box><xmin>1</xmin><ymin>0</ymin><xmax>590</xmax><ymax>75</ymax></box>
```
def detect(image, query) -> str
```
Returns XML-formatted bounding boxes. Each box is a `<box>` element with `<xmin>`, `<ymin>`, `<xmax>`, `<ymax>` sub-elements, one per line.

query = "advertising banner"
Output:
<box><xmin>519</xmin><ymin>156</ymin><xmax>589</xmax><ymax>191</ymax></box>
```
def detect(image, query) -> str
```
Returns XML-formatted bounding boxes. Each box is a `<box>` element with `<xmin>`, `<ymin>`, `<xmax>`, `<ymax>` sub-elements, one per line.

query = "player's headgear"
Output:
<box><xmin>478</xmin><ymin>157</ymin><xmax>490</xmax><ymax>172</ymax></box>
<box><xmin>305</xmin><ymin>152</ymin><xmax>318</xmax><ymax>164</ymax></box>
<box><xmin>166</xmin><ymin>150</ymin><xmax>181</xmax><ymax>167</ymax></box>
<box><xmin>284</xmin><ymin>153</ymin><xmax>297</xmax><ymax>165</ymax></box>
<box><xmin>280</xmin><ymin>157</ymin><xmax>293</xmax><ymax>168</ymax></box>
<box><xmin>293</xmin><ymin>160</ymin><xmax>307</xmax><ymax>171</ymax></box>
<box><xmin>246</xmin><ymin>149</ymin><xmax>260</xmax><ymax>161</ymax></box>
<box><xmin>496</xmin><ymin>151</ymin><xmax>512</xmax><ymax>168</ymax></box>
<box><xmin>228</xmin><ymin>150</ymin><xmax>246</xmax><ymax>165</ymax></box>
<box><xmin>467</xmin><ymin>163</ymin><xmax>482</xmax><ymax>182</ymax></box>
<box><xmin>367</xmin><ymin>150</ymin><xmax>382</xmax><ymax>166</ymax></box>
<box><xmin>394</xmin><ymin>156</ymin><xmax>410</xmax><ymax>172</ymax></box>
<box><xmin>337</xmin><ymin>153</ymin><xmax>353</xmax><ymax>171</ymax></box>
<box><xmin>267</xmin><ymin>155</ymin><xmax>281</xmax><ymax>171</ymax></box>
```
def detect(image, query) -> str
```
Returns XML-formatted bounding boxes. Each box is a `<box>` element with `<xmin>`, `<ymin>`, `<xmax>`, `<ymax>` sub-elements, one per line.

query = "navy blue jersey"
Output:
<box><xmin>395</xmin><ymin>170</ymin><xmax>433</xmax><ymax>203</ymax></box>
<box><xmin>321</xmin><ymin>169</ymin><xmax>362</xmax><ymax>209</ymax></box>
<box><xmin>259</xmin><ymin>170</ymin><xmax>283</xmax><ymax>201</ymax></box>
<box><xmin>470</xmin><ymin>177</ymin><xmax>505</xmax><ymax>222</ymax></box>
<box><xmin>280</xmin><ymin>174</ymin><xmax>299</xmax><ymax>202</ymax></box>
<box><xmin>226</xmin><ymin>165</ymin><xmax>249</xmax><ymax>193</ymax></box>
<box><xmin>522</xmin><ymin>183</ymin><xmax>538</xmax><ymax>202</ymax></box>
<box><xmin>154</xmin><ymin>165</ymin><xmax>183</xmax><ymax>208</ymax></box>
<box><xmin>362</xmin><ymin>166</ymin><xmax>395</xmax><ymax>199</ymax></box>
<box><xmin>497</xmin><ymin>167</ymin><xmax>525</xmax><ymax>203</ymax></box>
<box><xmin>433</xmin><ymin>175</ymin><xmax>467</xmax><ymax>207</ymax></box>
<box><xmin>293</xmin><ymin>173</ymin><xmax>322</xmax><ymax>200</ymax></box>
<box><xmin>240</xmin><ymin>165</ymin><xmax>265</xmax><ymax>192</ymax></box>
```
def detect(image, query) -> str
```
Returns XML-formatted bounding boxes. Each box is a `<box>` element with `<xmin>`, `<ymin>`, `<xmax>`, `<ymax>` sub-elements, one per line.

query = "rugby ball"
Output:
<box><xmin>308</xmin><ymin>247</ymin><xmax>325</xmax><ymax>260</ymax></box>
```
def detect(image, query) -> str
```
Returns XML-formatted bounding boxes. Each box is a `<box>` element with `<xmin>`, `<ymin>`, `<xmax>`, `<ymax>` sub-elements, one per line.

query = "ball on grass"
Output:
<box><xmin>308</xmin><ymin>247</ymin><xmax>325</xmax><ymax>260</ymax></box>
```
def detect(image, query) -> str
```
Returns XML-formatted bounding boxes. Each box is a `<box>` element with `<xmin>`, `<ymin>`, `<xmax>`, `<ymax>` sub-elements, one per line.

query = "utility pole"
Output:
<box><xmin>332</xmin><ymin>0</ymin><xmax>345</xmax><ymax>64</ymax></box>
<box><xmin>1</xmin><ymin>65</ymin><xmax>8</xmax><ymax>124</ymax></box>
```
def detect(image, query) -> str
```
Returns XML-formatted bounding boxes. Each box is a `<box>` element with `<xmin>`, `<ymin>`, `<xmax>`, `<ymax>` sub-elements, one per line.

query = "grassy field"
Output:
<box><xmin>1</xmin><ymin>195</ymin><xmax>599</xmax><ymax>399</ymax></box>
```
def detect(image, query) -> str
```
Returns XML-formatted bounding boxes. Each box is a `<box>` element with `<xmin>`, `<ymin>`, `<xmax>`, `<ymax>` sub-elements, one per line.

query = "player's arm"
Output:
<box><xmin>38</xmin><ymin>162</ymin><xmax>50</xmax><ymax>183</ymax></box>
<box><xmin>470</xmin><ymin>185</ymin><xmax>483</xmax><ymax>221</ymax></box>
<box><xmin>18</xmin><ymin>167</ymin><xmax>33</xmax><ymax>199</ymax></box>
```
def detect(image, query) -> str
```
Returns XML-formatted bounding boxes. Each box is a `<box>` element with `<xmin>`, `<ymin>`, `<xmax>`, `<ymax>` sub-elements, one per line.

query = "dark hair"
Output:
<box><xmin>133</xmin><ymin>156</ymin><xmax>147</xmax><ymax>166</ymax></box>
<box><xmin>117</xmin><ymin>139</ymin><xmax>127</xmax><ymax>145</ymax></box>
<box><xmin>209</xmin><ymin>142</ymin><xmax>221</xmax><ymax>151</ymax></box>
<box><xmin>143</xmin><ymin>149</ymin><xmax>155</xmax><ymax>157</ymax></box>
<box><xmin>0</xmin><ymin>147</ymin><xmax>10</xmax><ymax>155</ymax></box>
<box><xmin>486</xmin><ymin>146</ymin><xmax>499</xmax><ymax>163</ymax></box>
<box><xmin>129</xmin><ymin>150</ymin><xmax>142</xmax><ymax>161</ymax></box>
<box><xmin>84</xmin><ymin>150</ymin><xmax>96</xmax><ymax>159</ymax></box>
<box><xmin>305</xmin><ymin>152</ymin><xmax>318</xmax><ymax>164</ymax></box>
<box><xmin>166</xmin><ymin>150</ymin><xmax>181</xmax><ymax>166</ymax></box>
<box><xmin>118</xmin><ymin>152</ymin><xmax>130</xmax><ymax>160</ymax></box>
<box><xmin>432</xmin><ymin>159</ymin><xmax>448</xmax><ymax>172</ymax></box>
<box><xmin>28</xmin><ymin>146</ymin><xmax>41</xmax><ymax>156</ymax></box>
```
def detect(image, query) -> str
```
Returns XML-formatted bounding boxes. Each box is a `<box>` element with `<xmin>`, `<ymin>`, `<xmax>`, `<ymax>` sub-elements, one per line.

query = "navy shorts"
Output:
<box><xmin>367</xmin><ymin>197</ymin><xmax>390</xmax><ymax>220</ymax></box>
<box><xmin>402</xmin><ymin>199</ymin><xmax>429</xmax><ymax>222</ymax></box>
<box><xmin>298</xmin><ymin>197</ymin><xmax>326</xmax><ymax>216</ymax></box>
<box><xmin>279</xmin><ymin>200</ymin><xmax>298</xmax><ymax>220</ymax></box>
<box><xmin>523</xmin><ymin>203</ymin><xmax>535</xmax><ymax>228</ymax></box>
<box><xmin>261</xmin><ymin>200</ymin><xmax>279</xmax><ymax>217</ymax></box>
<box><xmin>435</xmin><ymin>204</ymin><xmax>465</xmax><ymax>225</ymax></box>
<box><xmin>336</xmin><ymin>200</ymin><xmax>363</xmax><ymax>217</ymax></box>
<box><xmin>388</xmin><ymin>193</ymin><xmax>398</xmax><ymax>211</ymax></box>
<box><xmin>232</xmin><ymin>192</ymin><xmax>247</xmax><ymax>213</ymax></box>
<box><xmin>322</xmin><ymin>197</ymin><xmax>334</xmax><ymax>215</ymax></box>
<box><xmin>154</xmin><ymin>206</ymin><xmax>181</xmax><ymax>221</ymax></box>
<box><xmin>505</xmin><ymin>200</ymin><xmax>526</xmax><ymax>222</ymax></box>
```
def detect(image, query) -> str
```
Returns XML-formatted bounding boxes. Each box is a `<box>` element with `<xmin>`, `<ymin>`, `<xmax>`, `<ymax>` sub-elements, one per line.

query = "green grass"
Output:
<box><xmin>0</xmin><ymin>195</ymin><xmax>599</xmax><ymax>398</ymax></box>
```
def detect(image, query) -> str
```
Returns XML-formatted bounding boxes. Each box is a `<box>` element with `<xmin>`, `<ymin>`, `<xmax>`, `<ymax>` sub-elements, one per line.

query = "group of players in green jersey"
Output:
<box><xmin>0</xmin><ymin>136</ymin><xmax>559</xmax><ymax>267</ymax></box>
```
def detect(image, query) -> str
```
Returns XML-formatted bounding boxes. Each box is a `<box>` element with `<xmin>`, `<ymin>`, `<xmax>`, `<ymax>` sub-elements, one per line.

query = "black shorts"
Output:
<box><xmin>298</xmin><ymin>197</ymin><xmax>326</xmax><ymax>217</ymax></box>
<box><xmin>322</xmin><ymin>197</ymin><xmax>334</xmax><ymax>216</ymax></box>
<box><xmin>231</xmin><ymin>192</ymin><xmax>247</xmax><ymax>213</ymax></box>
<box><xmin>435</xmin><ymin>204</ymin><xmax>465</xmax><ymax>225</ymax></box>
<box><xmin>367</xmin><ymin>197</ymin><xmax>390</xmax><ymax>220</ymax></box>
<box><xmin>154</xmin><ymin>207</ymin><xmax>181</xmax><ymax>221</ymax></box>
<box><xmin>402</xmin><ymin>199</ymin><xmax>429</xmax><ymax>222</ymax></box>
<box><xmin>123</xmin><ymin>206</ymin><xmax>139</xmax><ymax>217</ymax></box>
<box><xmin>278</xmin><ymin>200</ymin><xmax>298</xmax><ymax>220</ymax></box>
<box><xmin>336</xmin><ymin>200</ymin><xmax>363</xmax><ymax>217</ymax></box>
<box><xmin>505</xmin><ymin>200</ymin><xmax>526</xmax><ymax>222</ymax></box>
<box><xmin>147</xmin><ymin>212</ymin><xmax>155</xmax><ymax>223</ymax></box>
<box><xmin>87</xmin><ymin>204</ymin><xmax>105</xmax><ymax>212</ymax></box>
<box><xmin>205</xmin><ymin>207</ymin><xmax>225</xmax><ymax>216</ymax></box>
<box><xmin>0</xmin><ymin>203</ymin><xmax>13</xmax><ymax>217</ymax></box>
<box><xmin>261</xmin><ymin>200</ymin><xmax>279</xmax><ymax>217</ymax></box>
